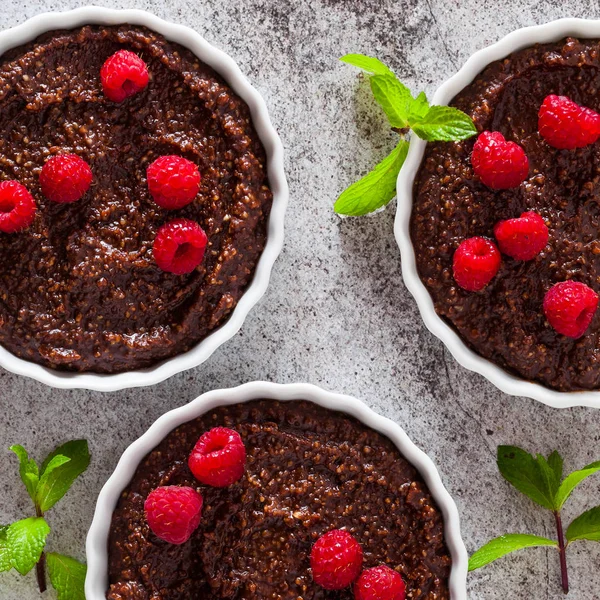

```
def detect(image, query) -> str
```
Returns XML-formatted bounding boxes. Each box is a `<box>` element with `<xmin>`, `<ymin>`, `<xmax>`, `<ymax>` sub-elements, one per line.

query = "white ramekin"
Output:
<box><xmin>396</xmin><ymin>18</ymin><xmax>600</xmax><ymax>409</ymax></box>
<box><xmin>0</xmin><ymin>7</ymin><xmax>288</xmax><ymax>391</ymax></box>
<box><xmin>85</xmin><ymin>382</ymin><xmax>468</xmax><ymax>599</ymax></box>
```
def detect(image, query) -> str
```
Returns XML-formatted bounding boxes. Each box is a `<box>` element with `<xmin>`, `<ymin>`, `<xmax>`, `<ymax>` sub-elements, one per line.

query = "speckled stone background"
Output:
<box><xmin>1</xmin><ymin>0</ymin><xmax>599</xmax><ymax>598</ymax></box>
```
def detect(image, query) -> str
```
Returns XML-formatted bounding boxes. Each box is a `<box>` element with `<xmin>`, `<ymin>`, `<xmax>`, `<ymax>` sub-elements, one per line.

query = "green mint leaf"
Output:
<box><xmin>10</xmin><ymin>445</ymin><xmax>39</xmax><ymax>502</ymax></box>
<box><xmin>566</xmin><ymin>506</ymin><xmax>600</xmax><ymax>543</ymax></box>
<box><xmin>334</xmin><ymin>140</ymin><xmax>408</xmax><ymax>216</ymax></box>
<box><xmin>36</xmin><ymin>454</ymin><xmax>72</xmax><ymax>511</ymax></box>
<box><xmin>37</xmin><ymin>440</ymin><xmax>90</xmax><ymax>512</ymax></box>
<box><xmin>555</xmin><ymin>461</ymin><xmax>600</xmax><ymax>510</ymax></box>
<box><xmin>47</xmin><ymin>553</ymin><xmax>86</xmax><ymax>600</ymax></box>
<box><xmin>6</xmin><ymin>517</ymin><xmax>50</xmax><ymax>575</ymax></box>
<box><xmin>469</xmin><ymin>534</ymin><xmax>558</xmax><ymax>571</ymax></box>
<box><xmin>408</xmin><ymin>91</ymin><xmax>430</xmax><ymax>121</ymax></box>
<box><xmin>497</xmin><ymin>446</ymin><xmax>557</xmax><ymax>510</ymax></box>
<box><xmin>548</xmin><ymin>450</ymin><xmax>564</xmax><ymax>483</ymax></box>
<box><xmin>0</xmin><ymin>526</ymin><xmax>11</xmax><ymax>572</ymax></box>
<box><xmin>369</xmin><ymin>74</ymin><xmax>412</xmax><ymax>128</ymax></box>
<box><xmin>41</xmin><ymin>454</ymin><xmax>71</xmax><ymax>478</ymax></box>
<box><xmin>536</xmin><ymin>454</ymin><xmax>562</xmax><ymax>507</ymax></box>
<box><xmin>339</xmin><ymin>54</ymin><xmax>394</xmax><ymax>76</ymax></box>
<box><xmin>410</xmin><ymin>105</ymin><xmax>477</xmax><ymax>141</ymax></box>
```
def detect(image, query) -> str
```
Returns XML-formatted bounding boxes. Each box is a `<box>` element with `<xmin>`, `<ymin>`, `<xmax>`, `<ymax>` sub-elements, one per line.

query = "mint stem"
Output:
<box><xmin>554</xmin><ymin>511</ymin><xmax>569</xmax><ymax>594</ymax></box>
<box><xmin>35</xmin><ymin>505</ymin><xmax>46</xmax><ymax>593</ymax></box>
<box><xmin>36</xmin><ymin>554</ymin><xmax>46</xmax><ymax>593</ymax></box>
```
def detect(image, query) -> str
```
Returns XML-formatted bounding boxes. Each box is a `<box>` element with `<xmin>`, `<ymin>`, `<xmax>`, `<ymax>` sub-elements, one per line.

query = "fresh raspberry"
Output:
<box><xmin>471</xmin><ymin>131</ymin><xmax>529</xmax><ymax>189</ymax></box>
<box><xmin>40</xmin><ymin>154</ymin><xmax>93</xmax><ymax>203</ymax></box>
<box><xmin>310</xmin><ymin>530</ymin><xmax>363</xmax><ymax>590</ymax></box>
<box><xmin>153</xmin><ymin>218</ymin><xmax>208</xmax><ymax>275</ymax></box>
<box><xmin>144</xmin><ymin>485</ymin><xmax>203</xmax><ymax>545</ymax></box>
<box><xmin>147</xmin><ymin>155</ymin><xmax>201</xmax><ymax>209</ymax></box>
<box><xmin>354</xmin><ymin>565</ymin><xmax>406</xmax><ymax>600</ymax></box>
<box><xmin>538</xmin><ymin>95</ymin><xmax>600</xmax><ymax>149</ymax></box>
<box><xmin>452</xmin><ymin>237</ymin><xmax>501</xmax><ymax>292</ymax></box>
<box><xmin>188</xmin><ymin>427</ymin><xmax>246</xmax><ymax>487</ymax></box>
<box><xmin>543</xmin><ymin>281</ymin><xmax>599</xmax><ymax>339</ymax></box>
<box><xmin>493</xmin><ymin>211</ymin><xmax>549</xmax><ymax>261</ymax></box>
<box><xmin>100</xmin><ymin>49</ymin><xmax>149</xmax><ymax>102</ymax></box>
<box><xmin>0</xmin><ymin>181</ymin><xmax>36</xmax><ymax>233</ymax></box>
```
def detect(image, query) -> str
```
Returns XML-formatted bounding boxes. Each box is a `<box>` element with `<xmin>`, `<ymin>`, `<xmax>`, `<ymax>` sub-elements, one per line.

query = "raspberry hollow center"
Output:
<box><xmin>0</xmin><ymin>197</ymin><xmax>16</xmax><ymax>213</ymax></box>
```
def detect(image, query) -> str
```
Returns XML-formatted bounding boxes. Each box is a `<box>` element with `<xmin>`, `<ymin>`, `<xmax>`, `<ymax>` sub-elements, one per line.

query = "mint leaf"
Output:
<box><xmin>410</xmin><ymin>105</ymin><xmax>477</xmax><ymax>141</ymax></box>
<box><xmin>555</xmin><ymin>461</ymin><xmax>600</xmax><ymax>510</ymax></box>
<box><xmin>37</xmin><ymin>440</ymin><xmax>90</xmax><ymax>512</ymax></box>
<box><xmin>47</xmin><ymin>553</ymin><xmax>86</xmax><ymax>600</ymax></box>
<box><xmin>566</xmin><ymin>506</ymin><xmax>600</xmax><ymax>543</ymax></box>
<box><xmin>0</xmin><ymin>526</ymin><xmax>11</xmax><ymax>572</ymax></box>
<box><xmin>41</xmin><ymin>454</ymin><xmax>71</xmax><ymax>479</ymax></box>
<box><xmin>548</xmin><ymin>451</ymin><xmax>564</xmax><ymax>483</ymax></box>
<box><xmin>334</xmin><ymin>140</ymin><xmax>408</xmax><ymax>216</ymax></box>
<box><xmin>6</xmin><ymin>517</ymin><xmax>50</xmax><ymax>575</ymax></box>
<box><xmin>369</xmin><ymin>75</ymin><xmax>412</xmax><ymax>128</ymax></box>
<box><xmin>536</xmin><ymin>454</ymin><xmax>562</xmax><ymax>507</ymax></box>
<box><xmin>497</xmin><ymin>446</ymin><xmax>558</xmax><ymax>510</ymax></box>
<box><xmin>10</xmin><ymin>445</ymin><xmax>39</xmax><ymax>502</ymax></box>
<box><xmin>339</xmin><ymin>54</ymin><xmax>394</xmax><ymax>76</ymax></box>
<box><xmin>408</xmin><ymin>91</ymin><xmax>430</xmax><ymax>121</ymax></box>
<box><xmin>469</xmin><ymin>534</ymin><xmax>558</xmax><ymax>571</ymax></box>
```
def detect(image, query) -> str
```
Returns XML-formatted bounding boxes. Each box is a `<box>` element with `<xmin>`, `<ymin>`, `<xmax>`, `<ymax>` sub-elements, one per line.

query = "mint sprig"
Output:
<box><xmin>469</xmin><ymin>446</ymin><xmax>600</xmax><ymax>594</ymax></box>
<box><xmin>336</xmin><ymin>53</ymin><xmax>477</xmax><ymax>217</ymax></box>
<box><xmin>2</xmin><ymin>441</ymin><xmax>89</xmax><ymax>598</ymax></box>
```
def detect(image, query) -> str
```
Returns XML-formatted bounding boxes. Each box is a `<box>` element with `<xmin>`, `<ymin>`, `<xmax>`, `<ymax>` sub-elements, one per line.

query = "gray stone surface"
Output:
<box><xmin>0</xmin><ymin>0</ymin><xmax>599</xmax><ymax>598</ymax></box>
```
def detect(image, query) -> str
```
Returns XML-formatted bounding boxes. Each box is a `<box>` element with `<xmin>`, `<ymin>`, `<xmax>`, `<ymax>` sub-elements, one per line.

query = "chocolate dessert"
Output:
<box><xmin>412</xmin><ymin>37</ymin><xmax>600</xmax><ymax>391</ymax></box>
<box><xmin>107</xmin><ymin>400</ymin><xmax>451</xmax><ymax>599</ymax></box>
<box><xmin>0</xmin><ymin>25</ymin><xmax>272</xmax><ymax>373</ymax></box>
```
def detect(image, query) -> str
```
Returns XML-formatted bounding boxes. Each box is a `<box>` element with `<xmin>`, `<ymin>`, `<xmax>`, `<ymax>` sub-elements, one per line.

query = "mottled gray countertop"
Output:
<box><xmin>1</xmin><ymin>0</ymin><xmax>600</xmax><ymax>598</ymax></box>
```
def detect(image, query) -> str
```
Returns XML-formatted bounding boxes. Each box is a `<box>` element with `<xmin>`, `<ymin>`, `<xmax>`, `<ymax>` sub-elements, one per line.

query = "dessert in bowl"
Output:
<box><xmin>396</xmin><ymin>19</ymin><xmax>600</xmax><ymax>408</ymax></box>
<box><xmin>85</xmin><ymin>382</ymin><xmax>468</xmax><ymax>599</ymax></box>
<box><xmin>0</xmin><ymin>8</ymin><xmax>287</xmax><ymax>391</ymax></box>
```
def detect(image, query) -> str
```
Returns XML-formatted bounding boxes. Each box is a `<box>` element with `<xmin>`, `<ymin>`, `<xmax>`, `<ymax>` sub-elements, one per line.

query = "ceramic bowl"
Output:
<box><xmin>85</xmin><ymin>381</ymin><xmax>468</xmax><ymax>599</ymax></box>
<box><xmin>0</xmin><ymin>7</ymin><xmax>288</xmax><ymax>391</ymax></box>
<box><xmin>395</xmin><ymin>18</ymin><xmax>600</xmax><ymax>409</ymax></box>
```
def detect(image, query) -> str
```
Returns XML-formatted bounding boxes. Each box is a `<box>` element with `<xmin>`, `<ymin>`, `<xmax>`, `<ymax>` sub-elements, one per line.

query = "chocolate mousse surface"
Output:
<box><xmin>412</xmin><ymin>37</ymin><xmax>600</xmax><ymax>392</ymax></box>
<box><xmin>107</xmin><ymin>400</ymin><xmax>451</xmax><ymax>600</ymax></box>
<box><xmin>0</xmin><ymin>25</ymin><xmax>272</xmax><ymax>373</ymax></box>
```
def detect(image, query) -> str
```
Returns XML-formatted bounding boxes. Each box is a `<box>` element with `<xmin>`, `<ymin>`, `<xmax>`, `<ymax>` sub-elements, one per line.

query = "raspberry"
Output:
<box><xmin>452</xmin><ymin>237</ymin><xmax>501</xmax><ymax>292</ymax></box>
<box><xmin>543</xmin><ymin>281</ymin><xmax>599</xmax><ymax>339</ymax></box>
<box><xmin>494</xmin><ymin>211</ymin><xmax>549</xmax><ymax>261</ymax></box>
<box><xmin>354</xmin><ymin>565</ymin><xmax>406</xmax><ymax>600</ymax></box>
<box><xmin>538</xmin><ymin>95</ymin><xmax>600</xmax><ymax>149</ymax></box>
<box><xmin>153</xmin><ymin>218</ymin><xmax>208</xmax><ymax>275</ymax></box>
<box><xmin>144</xmin><ymin>485</ymin><xmax>203</xmax><ymax>545</ymax></box>
<box><xmin>40</xmin><ymin>154</ymin><xmax>93</xmax><ymax>204</ymax></box>
<box><xmin>100</xmin><ymin>50</ymin><xmax>149</xmax><ymax>102</ymax></box>
<box><xmin>471</xmin><ymin>131</ymin><xmax>529</xmax><ymax>189</ymax></box>
<box><xmin>310</xmin><ymin>530</ymin><xmax>363</xmax><ymax>590</ymax></box>
<box><xmin>0</xmin><ymin>181</ymin><xmax>36</xmax><ymax>233</ymax></box>
<box><xmin>188</xmin><ymin>427</ymin><xmax>246</xmax><ymax>487</ymax></box>
<box><xmin>147</xmin><ymin>155</ymin><xmax>201</xmax><ymax>209</ymax></box>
